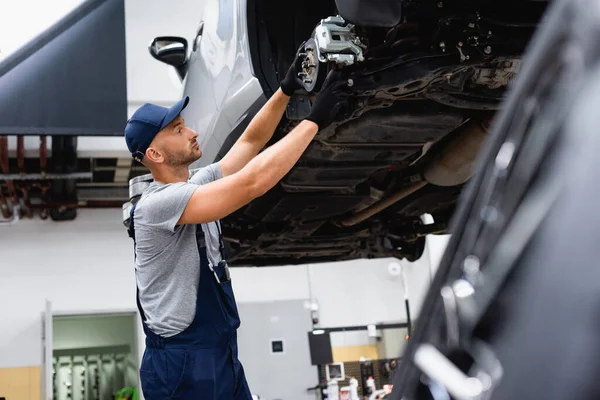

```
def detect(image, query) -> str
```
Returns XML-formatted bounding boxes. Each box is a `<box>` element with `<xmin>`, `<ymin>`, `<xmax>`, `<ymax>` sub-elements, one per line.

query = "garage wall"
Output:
<box><xmin>0</xmin><ymin>208</ymin><xmax>442</xmax><ymax>370</ymax></box>
<box><xmin>0</xmin><ymin>209</ymin><xmax>138</xmax><ymax>370</ymax></box>
<box><xmin>124</xmin><ymin>0</ymin><xmax>203</xmax><ymax>115</ymax></box>
<box><xmin>0</xmin><ymin>1</ymin><xmax>85</xmax><ymax>63</ymax></box>
<box><xmin>231</xmin><ymin>255</ymin><xmax>432</xmax><ymax>328</ymax></box>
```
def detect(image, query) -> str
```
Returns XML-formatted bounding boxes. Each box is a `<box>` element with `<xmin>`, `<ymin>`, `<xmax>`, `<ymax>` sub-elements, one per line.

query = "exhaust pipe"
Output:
<box><xmin>338</xmin><ymin>120</ymin><xmax>489</xmax><ymax>227</ymax></box>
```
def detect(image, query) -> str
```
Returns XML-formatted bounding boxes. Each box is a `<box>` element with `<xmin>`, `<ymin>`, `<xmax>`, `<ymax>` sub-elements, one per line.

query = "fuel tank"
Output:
<box><xmin>334</xmin><ymin>0</ymin><xmax>402</xmax><ymax>28</ymax></box>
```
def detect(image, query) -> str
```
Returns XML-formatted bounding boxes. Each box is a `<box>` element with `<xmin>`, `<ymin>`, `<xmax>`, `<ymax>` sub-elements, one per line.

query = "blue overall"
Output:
<box><xmin>129</xmin><ymin>207</ymin><xmax>252</xmax><ymax>399</ymax></box>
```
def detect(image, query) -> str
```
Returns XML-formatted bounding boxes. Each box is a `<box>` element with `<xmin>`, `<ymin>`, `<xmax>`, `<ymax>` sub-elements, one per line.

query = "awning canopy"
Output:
<box><xmin>0</xmin><ymin>0</ymin><xmax>127</xmax><ymax>136</ymax></box>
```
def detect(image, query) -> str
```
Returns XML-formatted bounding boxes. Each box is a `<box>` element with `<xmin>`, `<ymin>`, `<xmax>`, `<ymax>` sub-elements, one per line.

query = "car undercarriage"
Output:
<box><xmin>0</xmin><ymin>0</ymin><xmax>549</xmax><ymax>268</ymax></box>
<box><xmin>216</xmin><ymin>0</ymin><xmax>549</xmax><ymax>266</ymax></box>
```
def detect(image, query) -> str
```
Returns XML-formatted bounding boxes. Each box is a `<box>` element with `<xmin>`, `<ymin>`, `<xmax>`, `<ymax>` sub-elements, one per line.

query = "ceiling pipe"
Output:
<box><xmin>0</xmin><ymin>202</ymin><xmax>20</xmax><ymax>227</ymax></box>
<box><xmin>16</xmin><ymin>136</ymin><xmax>32</xmax><ymax>218</ymax></box>
<box><xmin>16</xmin><ymin>136</ymin><xmax>25</xmax><ymax>172</ymax></box>
<box><xmin>39</xmin><ymin>135</ymin><xmax>49</xmax><ymax>219</ymax></box>
<box><xmin>0</xmin><ymin>191</ymin><xmax>10</xmax><ymax>219</ymax></box>
<box><xmin>27</xmin><ymin>200</ymin><xmax>126</xmax><ymax>208</ymax></box>
<box><xmin>0</xmin><ymin>139</ymin><xmax>9</xmax><ymax>220</ymax></box>
<box><xmin>49</xmin><ymin>135</ymin><xmax>78</xmax><ymax>221</ymax></box>
<box><xmin>0</xmin><ymin>136</ymin><xmax>20</xmax><ymax>220</ymax></box>
<box><xmin>0</xmin><ymin>136</ymin><xmax>15</xmax><ymax>194</ymax></box>
<box><xmin>40</xmin><ymin>135</ymin><xmax>48</xmax><ymax>174</ymax></box>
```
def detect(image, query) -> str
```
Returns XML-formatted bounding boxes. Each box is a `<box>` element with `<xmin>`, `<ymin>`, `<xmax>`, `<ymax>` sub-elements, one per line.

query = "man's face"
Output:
<box><xmin>153</xmin><ymin>116</ymin><xmax>202</xmax><ymax>167</ymax></box>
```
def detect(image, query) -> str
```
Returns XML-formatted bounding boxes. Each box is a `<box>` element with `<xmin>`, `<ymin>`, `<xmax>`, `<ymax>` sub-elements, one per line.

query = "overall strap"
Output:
<box><xmin>127</xmin><ymin>203</ymin><xmax>147</xmax><ymax>322</ymax></box>
<box><xmin>194</xmin><ymin>221</ymin><xmax>228</xmax><ymax>261</ymax></box>
<box><xmin>214</xmin><ymin>221</ymin><xmax>231</xmax><ymax>283</ymax></box>
<box><xmin>214</xmin><ymin>221</ymin><xmax>227</xmax><ymax>260</ymax></box>
<box><xmin>127</xmin><ymin>204</ymin><xmax>136</xmax><ymax>243</ymax></box>
<box><xmin>196</xmin><ymin>221</ymin><xmax>230</xmax><ymax>283</ymax></box>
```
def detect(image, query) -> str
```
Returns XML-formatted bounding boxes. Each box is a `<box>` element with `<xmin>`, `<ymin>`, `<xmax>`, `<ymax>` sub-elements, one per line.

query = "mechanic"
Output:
<box><xmin>124</xmin><ymin>44</ymin><xmax>348</xmax><ymax>400</ymax></box>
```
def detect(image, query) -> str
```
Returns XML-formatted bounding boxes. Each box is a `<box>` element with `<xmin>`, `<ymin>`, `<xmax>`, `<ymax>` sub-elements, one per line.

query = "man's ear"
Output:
<box><xmin>145</xmin><ymin>146</ymin><xmax>163</xmax><ymax>164</ymax></box>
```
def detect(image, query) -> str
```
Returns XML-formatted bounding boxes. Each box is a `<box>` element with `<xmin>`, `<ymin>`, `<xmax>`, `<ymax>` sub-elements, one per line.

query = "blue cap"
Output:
<box><xmin>124</xmin><ymin>96</ymin><xmax>190</xmax><ymax>162</ymax></box>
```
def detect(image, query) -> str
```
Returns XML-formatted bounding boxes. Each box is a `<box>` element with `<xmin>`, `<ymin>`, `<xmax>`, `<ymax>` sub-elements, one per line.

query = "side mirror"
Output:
<box><xmin>149</xmin><ymin>36</ymin><xmax>189</xmax><ymax>80</ymax></box>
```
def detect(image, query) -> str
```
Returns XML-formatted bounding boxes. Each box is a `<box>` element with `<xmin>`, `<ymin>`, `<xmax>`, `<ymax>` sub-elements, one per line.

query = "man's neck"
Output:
<box><xmin>152</xmin><ymin>166</ymin><xmax>190</xmax><ymax>184</ymax></box>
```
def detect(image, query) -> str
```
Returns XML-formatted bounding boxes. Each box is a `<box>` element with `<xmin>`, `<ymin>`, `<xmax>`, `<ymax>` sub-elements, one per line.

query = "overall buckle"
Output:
<box><xmin>218</xmin><ymin>260</ymin><xmax>231</xmax><ymax>282</ymax></box>
<box><xmin>209</xmin><ymin>260</ymin><xmax>231</xmax><ymax>283</ymax></box>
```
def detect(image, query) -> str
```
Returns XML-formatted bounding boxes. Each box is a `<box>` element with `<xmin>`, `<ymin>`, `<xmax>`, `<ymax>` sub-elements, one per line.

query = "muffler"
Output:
<box><xmin>338</xmin><ymin>120</ymin><xmax>489</xmax><ymax>227</ymax></box>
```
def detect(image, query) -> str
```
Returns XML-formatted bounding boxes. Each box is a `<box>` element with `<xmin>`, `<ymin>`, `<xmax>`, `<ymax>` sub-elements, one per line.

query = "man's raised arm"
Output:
<box><xmin>178</xmin><ymin>71</ymin><xmax>348</xmax><ymax>226</ymax></box>
<box><xmin>218</xmin><ymin>43</ymin><xmax>307</xmax><ymax>177</ymax></box>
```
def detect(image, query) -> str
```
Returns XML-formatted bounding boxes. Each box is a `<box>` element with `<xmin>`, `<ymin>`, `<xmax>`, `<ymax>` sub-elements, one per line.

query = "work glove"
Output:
<box><xmin>305</xmin><ymin>70</ymin><xmax>349</xmax><ymax>129</ymax></box>
<box><xmin>280</xmin><ymin>42</ymin><xmax>307</xmax><ymax>96</ymax></box>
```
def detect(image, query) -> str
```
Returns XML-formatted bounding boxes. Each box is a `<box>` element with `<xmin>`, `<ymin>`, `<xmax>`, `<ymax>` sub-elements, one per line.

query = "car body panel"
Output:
<box><xmin>183</xmin><ymin>0</ymin><xmax>265</xmax><ymax>170</ymax></box>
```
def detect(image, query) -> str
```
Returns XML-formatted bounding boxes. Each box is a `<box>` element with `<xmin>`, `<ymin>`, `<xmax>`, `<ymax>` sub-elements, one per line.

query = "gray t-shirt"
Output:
<box><xmin>132</xmin><ymin>163</ymin><xmax>224</xmax><ymax>337</ymax></box>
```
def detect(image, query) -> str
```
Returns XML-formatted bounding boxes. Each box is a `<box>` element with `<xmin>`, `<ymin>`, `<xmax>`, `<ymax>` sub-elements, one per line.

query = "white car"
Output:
<box><xmin>128</xmin><ymin>0</ymin><xmax>549</xmax><ymax>266</ymax></box>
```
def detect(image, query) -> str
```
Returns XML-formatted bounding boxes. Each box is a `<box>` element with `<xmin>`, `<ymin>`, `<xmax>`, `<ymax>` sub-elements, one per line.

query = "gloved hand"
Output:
<box><xmin>305</xmin><ymin>70</ymin><xmax>349</xmax><ymax>129</ymax></box>
<box><xmin>280</xmin><ymin>42</ymin><xmax>307</xmax><ymax>96</ymax></box>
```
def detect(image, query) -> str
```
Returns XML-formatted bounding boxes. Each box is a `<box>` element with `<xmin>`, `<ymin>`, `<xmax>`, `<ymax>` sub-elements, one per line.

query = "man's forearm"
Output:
<box><xmin>243</xmin><ymin>120</ymin><xmax>319</xmax><ymax>194</ymax></box>
<box><xmin>239</xmin><ymin>88</ymin><xmax>290</xmax><ymax>149</ymax></box>
<box><xmin>219</xmin><ymin>88</ymin><xmax>291</xmax><ymax>177</ymax></box>
<box><xmin>177</xmin><ymin>120</ymin><xmax>319</xmax><ymax>226</ymax></box>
